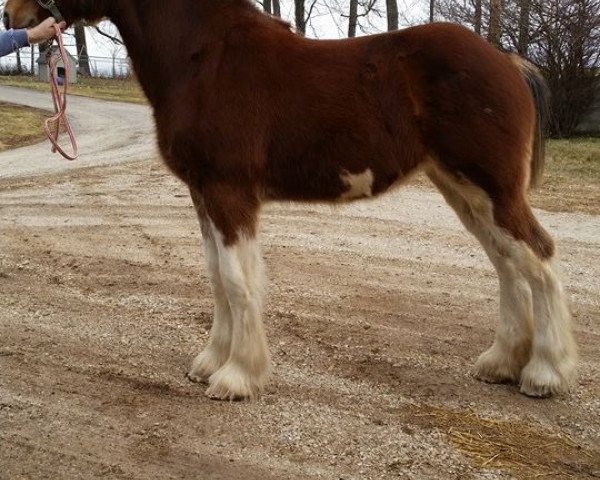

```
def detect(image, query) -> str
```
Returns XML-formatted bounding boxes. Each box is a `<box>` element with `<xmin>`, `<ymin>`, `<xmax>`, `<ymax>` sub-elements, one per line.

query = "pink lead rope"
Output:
<box><xmin>43</xmin><ymin>23</ymin><xmax>79</xmax><ymax>161</ymax></box>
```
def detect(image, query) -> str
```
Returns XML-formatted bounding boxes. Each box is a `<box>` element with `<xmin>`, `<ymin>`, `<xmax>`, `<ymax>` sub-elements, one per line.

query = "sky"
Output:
<box><xmin>1</xmin><ymin>0</ymin><xmax>427</xmax><ymax>74</ymax></box>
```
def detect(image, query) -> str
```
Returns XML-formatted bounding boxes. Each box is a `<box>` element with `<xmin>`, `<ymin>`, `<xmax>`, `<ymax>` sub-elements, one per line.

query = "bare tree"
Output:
<box><xmin>262</xmin><ymin>0</ymin><xmax>281</xmax><ymax>16</ymax></box>
<box><xmin>348</xmin><ymin>0</ymin><xmax>359</xmax><ymax>36</ymax></box>
<box><xmin>517</xmin><ymin>0</ymin><xmax>531</xmax><ymax>54</ymax></box>
<box><xmin>93</xmin><ymin>25</ymin><xmax>124</xmax><ymax>45</ymax></box>
<box><xmin>272</xmin><ymin>0</ymin><xmax>281</xmax><ymax>17</ymax></box>
<box><xmin>15</xmin><ymin>49</ymin><xmax>22</xmax><ymax>74</ymax></box>
<box><xmin>345</xmin><ymin>0</ymin><xmax>379</xmax><ymax>37</ymax></box>
<box><xmin>488</xmin><ymin>0</ymin><xmax>503</xmax><ymax>46</ymax></box>
<box><xmin>74</xmin><ymin>23</ymin><xmax>91</xmax><ymax>76</ymax></box>
<box><xmin>474</xmin><ymin>0</ymin><xmax>483</xmax><ymax>34</ymax></box>
<box><xmin>386</xmin><ymin>0</ymin><xmax>398</xmax><ymax>30</ymax></box>
<box><xmin>430</xmin><ymin>0</ymin><xmax>436</xmax><ymax>22</ymax></box>
<box><xmin>295</xmin><ymin>0</ymin><xmax>306</xmax><ymax>34</ymax></box>
<box><xmin>529</xmin><ymin>0</ymin><xmax>600</xmax><ymax>136</ymax></box>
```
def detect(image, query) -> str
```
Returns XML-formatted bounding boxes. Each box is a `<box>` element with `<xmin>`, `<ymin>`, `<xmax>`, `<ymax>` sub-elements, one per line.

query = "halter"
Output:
<box><xmin>36</xmin><ymin>0</ymin><xmax>64</xmax><ymax>22</ymax></box>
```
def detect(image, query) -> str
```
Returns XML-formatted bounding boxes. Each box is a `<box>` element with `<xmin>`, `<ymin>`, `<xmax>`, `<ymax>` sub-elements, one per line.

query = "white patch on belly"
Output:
<box><xmin>339</xmin><ymin>169</ymin><xmax>374</xmax><ymax>200</ymax></box>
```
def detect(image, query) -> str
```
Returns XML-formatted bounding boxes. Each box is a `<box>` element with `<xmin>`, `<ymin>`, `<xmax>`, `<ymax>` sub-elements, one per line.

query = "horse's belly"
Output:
<box><xmin>263</xmin><ymin>155</ymin><xmax>418</xmax><ymax>203</ymax></box>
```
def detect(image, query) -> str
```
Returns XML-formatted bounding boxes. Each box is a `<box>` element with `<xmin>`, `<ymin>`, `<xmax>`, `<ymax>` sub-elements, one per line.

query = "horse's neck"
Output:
<box><xmin>109</xmin><ymin>0</ymin><xmax>258</xmax><ymax>108</ymax></box>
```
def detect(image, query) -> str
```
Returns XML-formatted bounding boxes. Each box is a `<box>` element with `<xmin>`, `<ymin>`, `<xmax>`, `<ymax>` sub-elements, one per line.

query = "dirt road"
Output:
<box><xmin>1</xmin><ymin>86</ymin><xmax>599</xmax><ymax>479</ymax></box>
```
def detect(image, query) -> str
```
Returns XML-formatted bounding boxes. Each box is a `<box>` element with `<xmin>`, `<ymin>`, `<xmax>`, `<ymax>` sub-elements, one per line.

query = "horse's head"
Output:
<box><xmin>3</xmin><ymin>0</ymin><xmax>105</xmax><ymax>29</ymax></box>
<box><xmin>3</xmin><ymin>0</ymin><xmax>46</xmax><ymax>29</ymax></box>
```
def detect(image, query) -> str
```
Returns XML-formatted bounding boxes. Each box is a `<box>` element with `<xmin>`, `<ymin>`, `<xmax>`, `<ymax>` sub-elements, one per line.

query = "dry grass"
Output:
<box><xmin>0</xmin><ymin>75</ymin><xmax>146</xmax><ymax>104</ymax></box>
<box><xmin>410</xmin><ymin>404</ymin><xmax>600</xmax><ymax>478</ymax></box>
<box><xmin>411</xmin><ymin>137</ymin><xmax>599</xmax><ymax>215</ymax></box>
<box><xmin>0</xmin><ymin>101</ymin><xmax>48</xmax><ymax>152</ymax></box>
<box><xmin>531</xmin><ymin>138</ymin><xmax>600</xmax><ymax>215</ymax></box>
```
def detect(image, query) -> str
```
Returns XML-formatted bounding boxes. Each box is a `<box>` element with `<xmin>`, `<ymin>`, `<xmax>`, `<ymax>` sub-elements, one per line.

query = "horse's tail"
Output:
<box><xmin>511</xmin><ymin>55</ymin><xmax>551</xmax><ymax>189</ymax></box>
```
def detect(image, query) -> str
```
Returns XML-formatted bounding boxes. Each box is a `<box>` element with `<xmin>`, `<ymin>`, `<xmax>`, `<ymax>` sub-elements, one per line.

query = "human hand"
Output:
<box><xmin>26</xmin><ymin>17</ymin><xmax>66</xmax><ymax>44</ymax></box>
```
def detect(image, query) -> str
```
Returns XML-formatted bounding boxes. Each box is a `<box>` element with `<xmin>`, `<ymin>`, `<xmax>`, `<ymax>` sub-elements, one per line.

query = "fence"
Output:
<box><xmin>0</xmin><ymin>49</ymin><xmax>132</xmax><ymax>78</ymax></box>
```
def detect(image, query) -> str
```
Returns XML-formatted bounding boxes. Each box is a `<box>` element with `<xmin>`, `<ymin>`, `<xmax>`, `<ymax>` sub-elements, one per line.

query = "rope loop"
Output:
<box><xmin>43</xmin><ymin>23</ymin><xmax>79</xmax><ymax>161</ymax></box>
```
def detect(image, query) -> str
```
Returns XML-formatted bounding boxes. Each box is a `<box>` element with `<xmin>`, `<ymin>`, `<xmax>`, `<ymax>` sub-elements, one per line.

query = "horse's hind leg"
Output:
<box><xmin>187</xmin><ymin>189</ymin><xmax>233</xmax><ymax>382</ymax></box>
<box><xmin>426</xmin><ymin>166</ymin><xmax>533</xmax><ymax>383</ymax></box>
<box><xmin>426</xmin><ymin>165</ymin><xmax>576</xmax><ymax>396</ymax></box>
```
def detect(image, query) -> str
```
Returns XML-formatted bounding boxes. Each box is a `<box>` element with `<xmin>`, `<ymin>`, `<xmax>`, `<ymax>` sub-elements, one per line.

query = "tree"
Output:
<box><xmin>386</xmin><ymin>0</ymin><xmax>398</xmax><ymax>31</ymax></box>
<box><xmin>528</xmin><ymin>0</ymin><xmax>600</xmax><ymax>136</ymax></box>
<box><xmin>474</xmin><ymin>0</ymin><xmax>483</xmax><ymax>34</ymax></box>
<box><xmin>345</xmin><ymin>0</ymin><xmax>378</xmax><ymax>37</ymax></box>
<box><xmin>74</xmin><ymin>23</ymin><xmax>91</xmax><ymax>76</ymax></box>
<box><xmin>295</xmin><ymin>0</ymin><xmax>306</xmax><ymax>34</ymax></box>
<box><xmin>262</xmin><ymin>0</ymin><xmax>281</xmax><ymax>17</ymax></box>
<box><xmin>488</xmin><ymin>0</ymin><xmax>503</xmax><ymax>46</ymax></box>
<box><xmin>348</xmin><ymin>0</ymin><xmax>359</xmax><ymax>37</ymax></box>
<box><xmin>517</xmin><ymin>0</ymin><xmax>532</xmax><ymax>54</ymax></box>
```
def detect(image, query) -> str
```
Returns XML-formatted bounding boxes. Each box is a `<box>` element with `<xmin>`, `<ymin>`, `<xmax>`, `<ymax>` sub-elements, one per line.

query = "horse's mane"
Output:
<box><xmin>229</xmin><ymin>0</ymin><xmax>292</xmax><ymax>32</ymax></box>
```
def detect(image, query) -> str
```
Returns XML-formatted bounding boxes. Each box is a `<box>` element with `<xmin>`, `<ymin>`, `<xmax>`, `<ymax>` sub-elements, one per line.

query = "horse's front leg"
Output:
<box><xmin>190</xmin><ymin>185</ymin><xmax>270</xmax><ymax>400</ymax></box>
<box><xmin>187</xmin><ymin>189</ymin><xmax>233</xmax><ymax>383</ymax></box>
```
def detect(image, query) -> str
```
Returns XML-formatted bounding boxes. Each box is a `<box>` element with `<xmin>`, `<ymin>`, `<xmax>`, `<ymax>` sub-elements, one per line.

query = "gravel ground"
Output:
<box><xmin>0</xmin><ymin>86</ymin><xmax>598</xmax><ymax>479</ymax></box>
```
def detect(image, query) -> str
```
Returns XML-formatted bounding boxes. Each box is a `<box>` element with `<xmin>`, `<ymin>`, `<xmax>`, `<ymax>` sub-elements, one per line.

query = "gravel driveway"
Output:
<box><xmin>1</xmin><ymin>85</ymin><xmax>599</xmax><ymax>479</ymax></box>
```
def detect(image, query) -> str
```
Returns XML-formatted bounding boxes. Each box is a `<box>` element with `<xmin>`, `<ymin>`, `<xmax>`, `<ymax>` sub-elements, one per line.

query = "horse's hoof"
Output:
<box><xmin>473</xmin><ymin>348</ymin><xmax>521</xmax><ymax>385</ymax></box>
<box><xmin>519</xmin><ymin>358</ymin><xmax>574</xmax><ymax>398</ymax></box>
<box><xmin>186</xmin><ymin>371</ymin><xmax>208</xmax><ymax>385</ymax></box>
<box><xmin>188</xmin><ymin>348</ymin><xmax>226</xmax><ymax>384</ymax></box>
<box><xmin>204</xmin><ymin>362</ymin><xmax>265</xmax><ymax>401</ymax></box>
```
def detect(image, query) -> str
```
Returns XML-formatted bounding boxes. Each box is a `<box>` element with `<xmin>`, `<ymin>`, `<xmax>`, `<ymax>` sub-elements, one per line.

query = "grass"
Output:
<box><xmin>0</xmin><ymin>74</ymin><xmax>146</xmax><ymax>104</ymax></box>
<box><xmin>0</xmin><ymin>101</ymin><xmax>48</xmax><ymax>152</ymax></box>
<box><xmin>531</xmin><ymin>138</ymin><xmax>600</xmax><ymax>215</ymax></box>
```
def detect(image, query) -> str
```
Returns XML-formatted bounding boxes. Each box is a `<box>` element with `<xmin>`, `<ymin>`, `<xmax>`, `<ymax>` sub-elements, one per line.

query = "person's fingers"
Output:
<box><xmin>40</xmin><ymin>16</ymin><xmax>57</xmax><ymax>27</ymax></box>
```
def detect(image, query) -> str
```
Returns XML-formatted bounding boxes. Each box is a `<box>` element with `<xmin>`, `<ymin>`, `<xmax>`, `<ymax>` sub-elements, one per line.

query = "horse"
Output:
<box><xmin>3</xmin><ymin>0</ymin><xmax>577</xmax><ymax>400</ymax></box>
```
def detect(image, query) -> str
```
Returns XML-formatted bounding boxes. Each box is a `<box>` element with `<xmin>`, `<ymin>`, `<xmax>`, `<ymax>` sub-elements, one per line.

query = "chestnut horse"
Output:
<box><xmin>4</xmin><ymin>0</ymin><xmax>577</xmax><ymax>400</ymax></box>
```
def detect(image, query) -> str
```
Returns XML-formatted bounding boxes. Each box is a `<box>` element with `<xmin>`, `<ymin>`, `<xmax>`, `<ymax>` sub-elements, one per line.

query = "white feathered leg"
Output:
<box><xmin>188</xmin><ymin>211</ymin><xmax>233</xmax><ymax>383</ymax></box>
<box><xmin>204</xmin><ymin>222</ymin><xmax>270</xmax><ymax>400</ymax></box>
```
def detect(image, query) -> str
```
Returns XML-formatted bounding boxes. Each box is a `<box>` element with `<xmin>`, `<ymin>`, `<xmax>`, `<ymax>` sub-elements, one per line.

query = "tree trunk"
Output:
<box><xmin>31</xmin><ymin>44</ymin><xmax>35</xmax><ymax>74</ymax></box>
<box><xmin>488</xmin><ymin>0</ymin><xmax>503</xmax><ymax>47</ymax></box>
<box><xmin>272</xmin><ymin>0</ymin><xmax>281</xmax><ymax>17</ymax></box>
<box><xmin>474</xmin><ymin>0</ymin><xmax>482</xmax><ymax>34</ymax></box>
<box><xmin>348</xmin><ymin>0</ymin><xmax>358</xmax><ymax>37</ymax></box>
<box><xmin>263</xmin><ymin>0</ymin><xmax>272</xmax><ymax>14</ymax></box>
<box><xmin>294</xmin><ymin>0</ymin><xmax>305</xmax><ymax>34</ymax></box>
<box><xmin>74</xmin><ymin>23</ymin><xmax>91</xmax><ymax>76</ymax></box>
<box><xmin>386</xmin><ymin>0</ymin><xmax>398</xmax><ymax>31</ymax></box>
<box><xmin>517</xmin><ymin>0</ymin><xmax>531</xmax><ymax>55</ymax></box>
<box><xmin>429</xmin><ymin>0</ymin><xmax>435</xmax><ymax>23</ymax></box>
<box><xmin>15</xmin><ymin>49</ymin><xmax>22</xmax><ymax>74</ymax></box>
